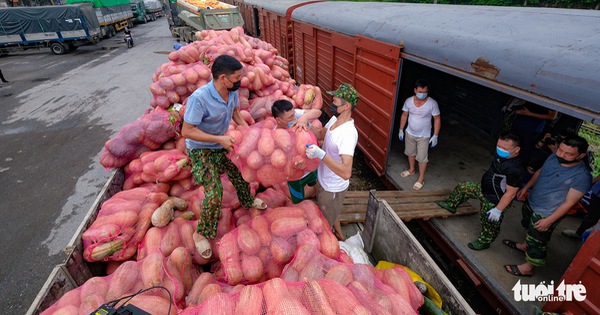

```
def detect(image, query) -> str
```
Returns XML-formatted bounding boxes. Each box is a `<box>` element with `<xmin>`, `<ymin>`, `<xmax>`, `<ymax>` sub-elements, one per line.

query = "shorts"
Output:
<box><xmin>316</xmin><ymin>183</ymin><xmax>348</xmax><ymax>227</ymax></box>
<box><xmin>288</xmin><ymin>170</ymin><xmax>318</xmax><ymax>204</ymax></box>
<box><xmin>404</xmin><ymin>132</ymin><xmax>430</xmax><ymax>163</ymax></box>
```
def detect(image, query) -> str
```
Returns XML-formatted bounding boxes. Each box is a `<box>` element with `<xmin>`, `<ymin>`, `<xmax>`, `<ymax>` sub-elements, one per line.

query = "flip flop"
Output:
<box><xmin>502</xmin><ymin>239</ymin><xmax>525</xmax><ymax>253</ymax></box>
<box><xmin>252</xmin><ymin>197</ymin><xmax>267</xmax><ymax>210</ymax></box>
<box><xmin>193</xmin><ymin>232</ymin><xmax>212</xmax><ymax>259</ymax></box>
<box><xmin>412</xmin><ymin>181</ymin><xmax>424</xmax><ymax>191</ymax></box>
<box><xmin>401</xmin><ymin>170</ymin><xmax>415</xmax><ymax>177</ymax></box>
<box><xmin>503</xmin><ymin>264</ymin><xmax>533</xmax><ymax>277</ymax></box>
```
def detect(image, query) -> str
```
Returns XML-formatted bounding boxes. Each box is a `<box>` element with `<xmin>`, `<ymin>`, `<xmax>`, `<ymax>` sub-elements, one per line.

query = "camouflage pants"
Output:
<box><xmin>446</xmin><ymin>181</ymin><xmax>508</xmax><ymax>245</ymax></box>
<box><xmin>521</xmin><ymin>202</ymin><xmax>561</xmax><ymax>267</ymax></box>
<box><xmin>189</xmin><ymin>148</ymin><xmax>254</xmax><ymax>239</ymax></box>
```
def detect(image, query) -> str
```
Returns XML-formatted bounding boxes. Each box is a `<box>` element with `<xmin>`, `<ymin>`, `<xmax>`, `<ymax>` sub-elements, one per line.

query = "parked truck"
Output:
<box><xmin>163</xmin><ymin>0</ymin><xmax>243</xmax><ymax>43</ymax></box>
<box><xmin>0</xmin><ymin>4</ymin><xmax>101</xmax><ymax>55</ymax></box>
<box><xmin>67</xmin><ymin>0</ymin><xmax>135</xmax><ymax>39</ymax></box>
<box><xmin>131</xmin><ymin>0</ymin><xmax>162</xmax><ymax>24</ymax></box>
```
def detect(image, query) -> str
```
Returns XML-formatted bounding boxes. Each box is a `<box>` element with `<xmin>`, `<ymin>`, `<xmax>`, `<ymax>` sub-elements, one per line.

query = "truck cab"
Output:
<box><xmin>131</xmin><ymin>0</ymin><xmax>156</xmax><ymax>23</ymax></box>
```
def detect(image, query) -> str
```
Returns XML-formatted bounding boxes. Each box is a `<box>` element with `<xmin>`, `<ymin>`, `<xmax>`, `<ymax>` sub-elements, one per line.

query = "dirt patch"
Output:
<box><xmin>349</xmin><ymin>149</ymin><xmax>388</xmax><ymax>191</ymax></box>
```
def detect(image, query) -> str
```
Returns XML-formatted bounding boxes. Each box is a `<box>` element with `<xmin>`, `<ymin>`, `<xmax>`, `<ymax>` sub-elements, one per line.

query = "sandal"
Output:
<box><xmin>193</xmin><ymin>232</ymin><xmax>212</xmax><ymax>259</ymax></box>
<box><xmin>252</xmin><ymin>197</ymin><xmax>267</xmax><ymax>210</ymax></box>
<box><xmin>503</xmin><ymin>264</ymin><xmax>533</xmax><ymax>277</ymax></box>
<box><xmin>412</xmin><ymin>181</ymin><xmax>424</xmax><ymax>191</ymax></box>
<box><xmin>502</xmin><ymin>239</ymin><xmax>525</xmax><ymax>253</ymax></box>
<box><xmin>401</xmin><ymin>170</ymin><xmax>415</xmax><ymax>178</ymax></box>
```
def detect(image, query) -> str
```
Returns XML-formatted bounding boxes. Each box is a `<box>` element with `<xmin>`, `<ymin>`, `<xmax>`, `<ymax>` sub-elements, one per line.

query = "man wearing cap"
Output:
<box><xmin>306</xmin><ymin>83</ymin><xmax>359</xmax><ymax>241</ymax></box>
<box><xmin>398</xmin><ymin>79</ymin><xmax>441</xmax><ymax>191</ymax></box>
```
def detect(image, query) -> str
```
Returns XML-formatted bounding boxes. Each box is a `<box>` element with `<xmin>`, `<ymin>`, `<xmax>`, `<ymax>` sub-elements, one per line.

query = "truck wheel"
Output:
<box><xmin>143</xmin><ymin>16</ymin><xmax>148</xmax><ymax>24</ymax></box>
<box><xmin>152</xmin><ymin>14</ymin><xmax>157</xmax><ymax>21</ymax></box>
<box><xmin>110</xmin><ymin>26</ymin><xmax>116</xmax><ymax>37</ymax></box>
<box><xmin>50</xmin><ymin>43</ymin><xmax>67</xmax><ymax>55</ymax></box>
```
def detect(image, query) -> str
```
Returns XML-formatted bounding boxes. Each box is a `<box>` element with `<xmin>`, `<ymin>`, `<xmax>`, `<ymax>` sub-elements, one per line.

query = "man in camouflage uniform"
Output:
<box><xmin>436</xmin><ymin>133</ymin><xmax>526</xmax><ymax>250</ymax></box>
<box><xmin>182</xmin><ymin>55</ymin><xmax>266</xmax><ymax>259</ymax></box>
<box><xmin>306</xmin><ymin>83</ymin><xmax>359</xmax><ymax>241</ymax></box>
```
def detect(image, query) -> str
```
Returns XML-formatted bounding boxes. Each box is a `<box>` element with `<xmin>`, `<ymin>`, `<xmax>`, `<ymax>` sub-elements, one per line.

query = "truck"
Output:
<box><xmin>25</xmin><ymin>168</ymin><xmax>476</xmax><ymax>315</ymax></box>
<box><xmin>131</xmin><ymin>0</ymin><xmax>162</xmax><ymax>24</ymax></box>
<box><xmin>67</xmin><ymin>0</ymin><xmax>135</xmax><ymax>39</ymax></box>
<box><xmin>162</xmin><ymin>0</ymin><xmax>243</xmax><ymax>43</ymax></box>
<box><xmin>0</xmin><ymin>4</ymin><xmax>101</xmax><ymax>55</ymax></box>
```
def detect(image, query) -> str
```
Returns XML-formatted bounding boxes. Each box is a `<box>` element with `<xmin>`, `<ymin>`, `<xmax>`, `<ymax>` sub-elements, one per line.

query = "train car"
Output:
<box><xmin>243</xmin><ymin>0</ymin><xmax>321</xmax><ymax>76</ymax></box>
<box><xmin>289</xmin><ymin>2</ymin><xmax>600</xmax><ymax>314</ymax></box>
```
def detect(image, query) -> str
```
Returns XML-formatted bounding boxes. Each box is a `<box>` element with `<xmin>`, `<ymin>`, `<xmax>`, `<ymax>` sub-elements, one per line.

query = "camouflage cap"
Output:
<box><xmin>327</xmin><ymin>83</ymin><xmax>359</xmax><ymax>106</ymax></box>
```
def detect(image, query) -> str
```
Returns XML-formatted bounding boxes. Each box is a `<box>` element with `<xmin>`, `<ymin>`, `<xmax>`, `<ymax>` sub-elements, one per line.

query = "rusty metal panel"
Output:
<box><xmin>315</xmin><ymin>29</ymin><xmax>333</xmax><ymax>92</ymax></box>
<box><xmin>291</xmin><ymin>2</ymin><xmax>600</xmax><ymax>122</ymax></box>
<box><xmin>292</xmin><ymin>20</ymin><xmax>305</xmax><ymax>83</ymax></box>
<box><xmin>353</xmin><ymin>36</ymin><xmax>401</xmax><ymax>176</ymax></box>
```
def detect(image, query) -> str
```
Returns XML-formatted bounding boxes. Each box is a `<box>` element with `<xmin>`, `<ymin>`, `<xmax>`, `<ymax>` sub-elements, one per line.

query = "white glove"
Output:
<box><xmin>429</xmin><ymin>135</ymin><xmax>438</xmax><ymax>148</ymax></box>
<box><xmin>486</xmin><ymin>207</ymin><xmax>502</xmax><ymax>222</ymax></box>
<box><xmin>306</xmin><ymin>144</ymin><xmax>326</xmax><ymax>160</ymax></box>
<box><xmin>398</xmin><ymin>130</ymin><xmax>404</xmax><ymax>142</ymax></box>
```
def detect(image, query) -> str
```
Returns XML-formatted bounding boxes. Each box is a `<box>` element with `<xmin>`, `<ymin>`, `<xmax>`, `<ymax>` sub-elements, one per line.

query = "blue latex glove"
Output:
<box><xmin>486</xmin><ymin>207</ymin><xmax>502</xmax><ymax>222</ymax></box>
<box><xmin>429</xmin><ymin>135</ymin><xmax>438</xmax><ymax>148</ymax></box>
<box><xmin>306</xmin><ymin>144</ymin><xmax>326</xmax><ymax>160</ymax></box>
<box><xmin>398</xmin><ymin>130</ymin><xmax>404</xmax><ymax>142</ymax></box>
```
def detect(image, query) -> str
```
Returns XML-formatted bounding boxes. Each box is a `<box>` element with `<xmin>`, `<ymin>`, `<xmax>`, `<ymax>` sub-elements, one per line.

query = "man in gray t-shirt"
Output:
<box><xmin>502</xmin><ymin>135</ymin><xmax>592</xmax><ymax>277</ymax></box>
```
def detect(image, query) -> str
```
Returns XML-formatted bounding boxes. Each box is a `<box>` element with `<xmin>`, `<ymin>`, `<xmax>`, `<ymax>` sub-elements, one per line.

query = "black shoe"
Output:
<box><xmin>436</xmin><ymin>201</ymin><xmax>457</xmax><ymax>214</ymax></box>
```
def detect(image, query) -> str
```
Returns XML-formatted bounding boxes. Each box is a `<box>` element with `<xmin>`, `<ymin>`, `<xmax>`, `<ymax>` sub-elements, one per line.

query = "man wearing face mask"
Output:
<box><xmin>182</xmin><ymin>55</ymin><xmax>267</xmax><ymax>259</ymax></box>
<box><xmin>305</xmin><ymin>83</ymin><xmax>359</xmax><ymax>241</ymax></box>
<box><xmin>436</xmin><ymin>133</ymin><xmax>526</xmax><ymax>250</ymax></box>
<box><xmin>503</xmin><ymin>135</ymin><xmax>592</xmax><ymax>277</ymax></box>
<box><xmin>271</xmin><ymin>99</ymin><xmax>322</xmax><ymax>203</ymax></box>
<box><xmin>398</xmin><ymin>79</ymin><xmax>441</xmax><ymax>191</ymax></box>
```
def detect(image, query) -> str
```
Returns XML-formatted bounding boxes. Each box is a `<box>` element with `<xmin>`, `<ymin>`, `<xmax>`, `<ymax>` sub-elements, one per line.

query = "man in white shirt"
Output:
<box><xmin>306</xmin><ymin>83</ymin><xmax>359</xmax><ymax>241</ymax></box>
<box><xmin>398</xmin><ymin>79</ymin><xmax>441</xmax><ymax>191</ymax></box>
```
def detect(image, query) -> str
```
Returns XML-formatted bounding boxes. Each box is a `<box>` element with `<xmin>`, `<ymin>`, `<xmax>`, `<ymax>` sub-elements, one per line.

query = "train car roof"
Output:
<box><xmin>244</xmin><ymin>0</ymin><xmax>319</xmax><ymax>15</ymax></box>
<box><xmin>291</xmin><ymin>2</ymin><xmax>600</xmax><ymax>121</ymax></box>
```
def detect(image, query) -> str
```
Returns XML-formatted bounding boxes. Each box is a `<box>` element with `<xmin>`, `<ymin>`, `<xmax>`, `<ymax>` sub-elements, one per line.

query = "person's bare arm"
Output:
<box><xmin>321</xmin><ymin>154</ymin><xmax>353</xmax><ymax>180</ymax></box>
<box><xmin>432</xmin><ymin>114</ymin><xmax>441</xmax><ymax>136</ymax></box>
<box><xmin>292</xmin><ymin>109</ymin><xmax>322</xmax><ymax>131</ymax></box>
<box><xmin>534</xmin><ymin>188</ymin><xmax>585</xmax><ymax>231</ymax></box>
<box><xmin>496</xmin><ymin>185</ymin><xmax>519</xmax><ymax>211</ymax></box>
<box><xmin>181</xmin><ymin>121</ymin><xmax>234</xmax><ymax>151</ymax></box>
<box><xmin>515</xmin><ymin>108</ymin><xmax>557</xmax><ymax>121</ymax></box>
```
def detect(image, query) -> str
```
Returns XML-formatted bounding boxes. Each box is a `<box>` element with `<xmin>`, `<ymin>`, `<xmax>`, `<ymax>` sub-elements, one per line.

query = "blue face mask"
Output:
<box><xmin>416</xmin><ymin>93</ymin><xmax>428</xmax><ymax>100</ymax></box>
<box><xmin>496</xmin><ymin>147</ymin><xmax>510</xmax><ymax>158</ymax></box>
<box><xmin>287</xmin><ymin>119</ymin><xmax>297</xmax><ymax>129</ymax></box>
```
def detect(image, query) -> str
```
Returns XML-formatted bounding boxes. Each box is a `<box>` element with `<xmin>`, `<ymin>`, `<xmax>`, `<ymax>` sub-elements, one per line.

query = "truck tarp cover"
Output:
<box><xmin>0</xmin><ymin>4</ymin><xmax>99</xmax><ymax>36</ymax></box>
<box><xmin>67</xmin><ymin>0</ymin><xmax>131</xmax><ymax>8</ymax></box>
<box><xmin>143</xmin><ymin>0</ymin><xmax>162</xmax><ymax>11</ymax></box>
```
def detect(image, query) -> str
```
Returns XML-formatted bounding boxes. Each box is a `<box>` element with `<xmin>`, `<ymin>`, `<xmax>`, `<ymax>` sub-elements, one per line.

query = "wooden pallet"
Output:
<box><xmin>340</xmin><ymin>190</ymin><xmax>478</xmax><ymax>223</ymax></box>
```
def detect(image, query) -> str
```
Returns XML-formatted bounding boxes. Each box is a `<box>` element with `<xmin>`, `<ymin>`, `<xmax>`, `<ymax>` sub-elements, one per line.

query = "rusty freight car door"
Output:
<box><xmin>353</xmin><ymin>36</ymin><xmax>401</xmax><ymax>176</ymax></box>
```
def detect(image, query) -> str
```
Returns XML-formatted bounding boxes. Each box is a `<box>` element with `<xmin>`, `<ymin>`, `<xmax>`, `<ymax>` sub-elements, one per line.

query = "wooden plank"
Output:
<box><xmin>341</xmin><ymin>190</ymin><xmax>478</xmax><ymax>224</ymax></box>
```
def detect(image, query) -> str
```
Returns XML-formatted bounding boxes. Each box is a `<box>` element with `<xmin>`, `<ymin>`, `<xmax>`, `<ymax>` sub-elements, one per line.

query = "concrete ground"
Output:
<box><xmin>384</xmin><ymin>117</ymin><xmax>585</xmax><ymax>314</ymax></box>
<box><xmin>0</xmin><ymin>19</ymin><xmax>175</xmax><ymax>313</ymax></box>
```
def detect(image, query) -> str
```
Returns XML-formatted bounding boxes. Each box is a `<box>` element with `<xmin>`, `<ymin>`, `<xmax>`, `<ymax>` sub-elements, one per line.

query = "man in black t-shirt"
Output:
<box><xmin>437</xmin><ymin>133</ymin><xmax>527</xmax><ymax>250</ymax></box>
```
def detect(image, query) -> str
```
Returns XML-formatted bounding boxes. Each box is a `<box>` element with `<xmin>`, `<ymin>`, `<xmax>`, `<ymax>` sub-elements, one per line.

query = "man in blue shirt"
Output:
<box><xmin>503</xmin><ymin>135</ymin><xmax>592</xmax><ymax>277</ymax></box>
<box><xmin>182</xmin><ymin>55</ymin><xmax>266</xmax><ymax>259</ymax></box>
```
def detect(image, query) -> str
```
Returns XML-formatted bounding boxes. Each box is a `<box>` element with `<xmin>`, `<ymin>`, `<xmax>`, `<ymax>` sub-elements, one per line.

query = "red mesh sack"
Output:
<box><xmin>100</xmin><ymin>107</ymin><xmax>181</xmax><ymax>169</ymax></box>
<box><xmin>214</xmin><ymin>200</ymin><xmax>340</xmax><ymax>286</ymax></box>
<box><xmin>227</xmin><ymin>118</ymin><xmax>320</xmax><ymax>187</ymax></box>
<box><xmin>125</xmin><ymin>149</ymin><xmax>191</xmax><ymax>187</ymax></box>
<box><xmin>281</xmin><ymin>244</ymin><xmax>421</xmax><ymax>314</ymax></box>
<box><xmin>82</xmin><ymin>187</ymin><xmax>169</xmax><ymax>262</ymax></box>
<box><xmin>42</xmin><ymin>249</ymin><xmax>199</xmax><ymax>314</ymax></box>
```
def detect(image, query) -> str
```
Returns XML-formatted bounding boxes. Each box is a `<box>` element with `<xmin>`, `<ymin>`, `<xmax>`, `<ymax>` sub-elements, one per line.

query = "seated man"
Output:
<box><xmin>271</xmin><ymin>99</ymin><xmax>322</xmax><ymax>203</ymax></box>
<box><xmin>436</xmin><ymin>133</ymin><xmax>526</xmax><ymax>250</ymax></box>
